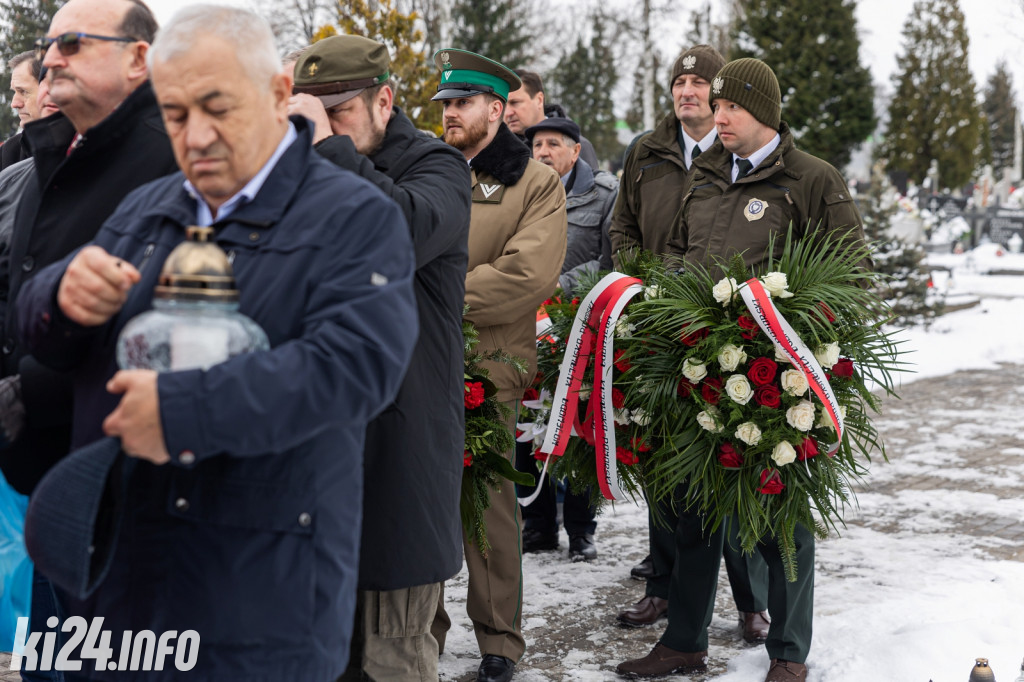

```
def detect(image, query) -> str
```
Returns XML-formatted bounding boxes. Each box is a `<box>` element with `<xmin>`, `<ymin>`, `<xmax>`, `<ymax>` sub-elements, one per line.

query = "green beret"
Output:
<box><xmin>293</xmin><ymin>35</ymin><xmax>390</xmax><ymax>108</ymax></box>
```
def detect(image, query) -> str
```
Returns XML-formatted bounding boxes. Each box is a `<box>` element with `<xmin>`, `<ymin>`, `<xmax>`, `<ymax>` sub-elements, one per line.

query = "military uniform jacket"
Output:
<box><xmin>464</xmin><ymin>124</ymin><xmax>567</xmax><ymax>402</ymax></box>
<box><xmin>665</xmin><ymin>122</ymin><xmax>865</xmax><ymax>272</ymax></box>
<box><xmin>609</xmin><ymin>112</ymin><xmax>690</xmax><ymax>263</ymax></box>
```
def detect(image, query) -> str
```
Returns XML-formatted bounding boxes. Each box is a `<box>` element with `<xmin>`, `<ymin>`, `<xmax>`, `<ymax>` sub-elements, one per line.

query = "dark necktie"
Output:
<box><xmin>736</xmin><ymin>158</ymin><xmax>753</xmax><ymax>180</ymax></box>
<box><xmin>692</xmin><ymin>145</ymin><xmax>702</xmax><ymax>160</ymax></box>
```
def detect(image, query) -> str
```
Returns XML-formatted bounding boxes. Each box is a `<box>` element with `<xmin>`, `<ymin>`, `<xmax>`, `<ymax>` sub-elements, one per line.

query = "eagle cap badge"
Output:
<box><xmin>682</xmin><ymin>55</ymin><xmax>697</xmax><ymax>70</ymax></box>
<box><xmin>712</xmin><ymin>76</ymin><xmax>723</xmax><ymax>94</ymax></box>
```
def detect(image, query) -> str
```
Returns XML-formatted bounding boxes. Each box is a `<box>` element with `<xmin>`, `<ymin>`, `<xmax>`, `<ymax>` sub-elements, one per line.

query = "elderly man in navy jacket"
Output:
<box><xmin>17</xmin><ymin>6</ymin><xmax>416</xmax><ymax>681</ymax></box>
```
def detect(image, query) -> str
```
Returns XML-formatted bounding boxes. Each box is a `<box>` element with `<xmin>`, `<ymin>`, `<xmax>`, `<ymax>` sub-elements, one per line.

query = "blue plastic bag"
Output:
<box><xmin>0</xmin><ymin>471</ymin><xmax>31</xmax><ymax>652</ymax></box>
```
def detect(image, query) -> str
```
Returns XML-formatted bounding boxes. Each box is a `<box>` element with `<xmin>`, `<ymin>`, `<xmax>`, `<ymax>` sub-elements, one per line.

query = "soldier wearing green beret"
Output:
<box><xmin>429</xmin><ymin>48</ymin><xmax>568</xmax><ymax>682</ymax></box>
<box><xmin>290</xmin><ymin>35</ymin><xmax>474</xmax><ymax>682</ymax></box>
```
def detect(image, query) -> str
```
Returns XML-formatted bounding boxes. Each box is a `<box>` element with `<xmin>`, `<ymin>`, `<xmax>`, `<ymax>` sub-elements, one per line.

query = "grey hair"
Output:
<box><xmin>148</xmin><ymin>4</ymin><xmax>281</xmax><ymax>88</ymax></box>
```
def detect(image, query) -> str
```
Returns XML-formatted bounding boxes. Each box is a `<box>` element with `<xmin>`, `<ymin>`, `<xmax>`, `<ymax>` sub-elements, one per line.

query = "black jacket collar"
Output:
<box><xmin>470</xmin><ymin>123</ymin><xmax>530</xmax><ymax>186</ymax></box>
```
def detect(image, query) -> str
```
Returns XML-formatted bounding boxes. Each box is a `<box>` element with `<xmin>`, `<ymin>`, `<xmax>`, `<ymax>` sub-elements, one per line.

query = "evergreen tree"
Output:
<box><xmin>548</xmin><ymin>12</ymin><xmax>620</xmax><ymax>165</ymax></box>
<box><xmin>983</xmin><ymin>60</ymin><xmax>1018</xmax><ymax>178</ymax></box>
<box><xmin>449</xmin><ymin>0</ymin><xmax>530</xmax><ymax>70</ymax></box>
<box><xmin>624</xmin><ymin>52</ymin><xmax>667</xmax><ymax>132</ymax></box>
<box><xmin>862</xmin><ymin>162</ymin><xmax>943</xmax><ymax>327</ymax></box>
<box><xmin>878</xmin><ymin>0</ymin><xmax>982</xmax><ymax>191</ymax></box>
<box><xmin>0</xmin><ymin>0</ymin><xmax>64</xmax><ymax>138</ymax></box>
<box><xmin>315</xmin><ymin>0</ymin><xmax>443</xmax><ymax>134</ymax></box>
<box><xmin>730</xmin><ymin>0</ymin><xmax>875</xmax><ymax>170</ymax></box>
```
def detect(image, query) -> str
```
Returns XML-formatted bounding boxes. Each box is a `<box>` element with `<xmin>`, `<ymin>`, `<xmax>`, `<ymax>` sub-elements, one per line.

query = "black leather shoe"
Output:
<box><xmin>522</xmin><ymin>527</ymin><xmax>558</xmax><ymax>553</ymax></box>
<box><xmin>568</xmin><ymin>534</ymin><xmax>597</xmax><ymax>562</ymax></box>
<box><xmin>630</xmin><ymin>554</ymin><xmax>654</xmax><ymax>580</ymax></box>
<box><xmin>477</xmin><ymin>654</ymin><xmax>515</xmax><ymax>682</ymax></box>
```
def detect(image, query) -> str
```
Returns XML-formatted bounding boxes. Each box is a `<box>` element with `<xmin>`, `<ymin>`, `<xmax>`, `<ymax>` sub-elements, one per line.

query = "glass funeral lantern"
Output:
<box><xmin>117</xmin><ymin>226</ymin><xmax>269</xmax><ymax>372</ymax></box>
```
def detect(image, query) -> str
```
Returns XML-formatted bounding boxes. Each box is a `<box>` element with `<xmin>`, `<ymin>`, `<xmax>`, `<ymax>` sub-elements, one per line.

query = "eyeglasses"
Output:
<box><xmin>34</xmin><ymin>32</ymin><xmax>135</xmax><ymax>61</ymax></box>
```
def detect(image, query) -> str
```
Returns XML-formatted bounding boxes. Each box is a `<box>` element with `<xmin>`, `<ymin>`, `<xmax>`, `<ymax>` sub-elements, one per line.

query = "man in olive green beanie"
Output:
<box><xmin>618</xmin><ymin>57</ymin><xmax>867</xmax><ymax>682</ymax></box>
<box><xmin>610</xmin><ymin>42</ymin><xmax>771</xmax><ymax>654</ymax></box>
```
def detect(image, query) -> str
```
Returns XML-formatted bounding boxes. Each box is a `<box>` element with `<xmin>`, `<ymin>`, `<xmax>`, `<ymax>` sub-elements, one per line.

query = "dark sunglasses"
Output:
<box><xmin>34</xmin><ymin>32</ymin><xmax>135</xmax><ymax>61</ymax></box>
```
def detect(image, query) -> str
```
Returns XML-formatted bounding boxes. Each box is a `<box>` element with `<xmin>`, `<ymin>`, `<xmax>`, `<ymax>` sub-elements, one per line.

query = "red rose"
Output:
<box><xmin>534</xmin><ymin>449</ymin><xmax>548</xmax><ymax>462</ymax></box>
<box><xmin>680</xmin><ymin>324</ymin><xmax>709</xmax><ymax>347</ymax></box>
<box><xmin>677</xmin><ymin>379</ymin><xmax>695</xmax><ymax>398</ymax></box>
<box><xmin>816</xmin><ymin>301</ymin><xmax>837</xmax><ymax>323</ymax></box>
<box><xmin>747</xmin><ymin>357</ymin><xmax>778</xmax><ymax>386</ymax></box>
<box><xmin>612</xmin><ymin>387</ymin><xmax>626</xmax><ymax>409</ymax></box>
<box><xmin>831</xmin><ymin>358</ymin><xmax>855</xmax><ymax>379</ymax></box>
<box><xmin>630</xmin><ymin>437</ymin><xmax>651</xmax><ymax>453</ymax></box>
<box><xmin>796</xmin><ymin>438</ymin><xmax>819</xmax><ymax>461</ymax></box>
<box><xmin>616</xmin><ymin>446</ymin><xmax>639</xmax><ymax>466</ymax></box>
<box><xmin>737</xmin><ymin>313</ymin><xmax>759</xmax><ymax>340</ymax></box>
<box><xmin>614</xmin><ymin>349</ymin><xmax>632</xmax><ymax>373</ymax></box>
<box><xmin>463</xmin><ymin>450</ymin><xmax>473</xmax><ymax>467</ymax></box>
<box><xmin>754</xmin><ymin>383</ymin><xmax>781</xmax><ymax>409</ymax></box>
<box><xmin>571</xmin><ymin>297</ymin><xmax>580</xmax><ymax>306</ymax></box>
<box><xmin>758</xmin><ymin>468</ymin><xmax>785</xmax><ymax>495</ymax></box>
<box><xmin>718</xmin><ymin>442</ymin><xmax>743</xmax><ymax>468</ymax></box>
<box><xmin>701</xmin><ymin>377</ymin><xmax>723</xmax><ymax>405</ymax></box>
<box><xmin>522</xmin><ymin>388</ymin><xmax>539</xmax><ymax>402</ymax></box>
<box><xmin>464</xmin><ymin>381</ymin><xmax>486</xmax><ymax>409</ymax></box>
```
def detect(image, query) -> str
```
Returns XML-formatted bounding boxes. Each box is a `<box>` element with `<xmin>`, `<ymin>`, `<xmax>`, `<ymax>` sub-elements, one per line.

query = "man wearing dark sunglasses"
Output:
<box><xmin>0</xmin><ymin>2</ymin><xmax>176</xmax><ymax>677</ymax></box>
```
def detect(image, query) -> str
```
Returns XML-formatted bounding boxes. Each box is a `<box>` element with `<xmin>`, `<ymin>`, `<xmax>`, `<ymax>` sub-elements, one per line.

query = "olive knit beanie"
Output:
<box><xmin>669</xmin><ymin>44</ymin><xmax>726</xmax><ymax>89</ymax></box>
<box><xmin>710</xmin><ymin>58</ymin><xmax>782</xmax><ymax>130</ymax></box>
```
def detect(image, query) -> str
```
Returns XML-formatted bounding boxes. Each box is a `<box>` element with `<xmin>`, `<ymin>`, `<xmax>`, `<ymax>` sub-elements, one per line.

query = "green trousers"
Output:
<box><xmin>645</xmin><ymin>496</ymin><xmax>769</xmax><ymax>613</ymax></box>
<box><xmin>659</xmin><ymin>509</ymin><xmax>815</xmax><ymax>664</ymax></box>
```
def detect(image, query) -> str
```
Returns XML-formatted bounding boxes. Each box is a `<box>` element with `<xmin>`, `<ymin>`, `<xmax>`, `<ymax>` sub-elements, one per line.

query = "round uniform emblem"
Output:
<box><xmin>744</xmin><ymin>198</ymin><xmax>768</xmax><ymax>222</ymax></box>
<box><xmin>712</xmin><ymin>76</ymin><xmax>723</xmax><ymax>94</ymax></box>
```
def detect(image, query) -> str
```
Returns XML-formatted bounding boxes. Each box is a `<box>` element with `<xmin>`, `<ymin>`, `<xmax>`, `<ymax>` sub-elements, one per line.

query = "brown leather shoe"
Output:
<box><xmin>740</xmin><ymin>610</ymin><xmax>770</xmax><ymax>643</ymax></box>
<box><xmin>615</xmin><ymin>595</ymin><xmax>668</xmax><ymax>628</ymax></box>
<box><xmin>616</xmin><ymin>643</ymin><xmax>707</xmax><ymax>678</ymax></box>
<box><xmin>764</xmin><ymin>658</ymin><xmax>808</xmax><ymax>681</ymax></box>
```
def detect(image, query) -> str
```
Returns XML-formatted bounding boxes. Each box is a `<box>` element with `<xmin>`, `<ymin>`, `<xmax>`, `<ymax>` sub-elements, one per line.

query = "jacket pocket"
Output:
<box><xmin>162</xmin><ymin>470</ymin><xmax>316</xmax><ymax>644</ymax></box>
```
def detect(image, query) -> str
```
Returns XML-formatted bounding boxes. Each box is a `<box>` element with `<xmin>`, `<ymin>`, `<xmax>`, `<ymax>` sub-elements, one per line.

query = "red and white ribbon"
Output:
<box><xmin>739</xmin><ymin>278</ymin><xmax>844</xmax><ymax>452</ymax></box>
<box><xmin>529</xmin><ymin>272</ymin><xmax>643</xmax><ymax>503</ymax></box>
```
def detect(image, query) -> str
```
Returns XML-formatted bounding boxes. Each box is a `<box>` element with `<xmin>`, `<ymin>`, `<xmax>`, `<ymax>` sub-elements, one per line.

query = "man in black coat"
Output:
<box><xmin>0</xmin><ymin>0</ymin><xmax>177</xmax><ymax>494</ymax></box>
<box><xmin>290</xmin><ymin>35</ymin><xmax>472</xmax><ymax>682</ymax></box>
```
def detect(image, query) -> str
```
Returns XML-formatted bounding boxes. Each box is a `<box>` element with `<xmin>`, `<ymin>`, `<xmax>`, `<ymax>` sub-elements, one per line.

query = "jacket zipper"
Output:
<box><xmin>136</xmin><ymin>243</ymin><xmax>156</xmax><ymax>274</ymax></box>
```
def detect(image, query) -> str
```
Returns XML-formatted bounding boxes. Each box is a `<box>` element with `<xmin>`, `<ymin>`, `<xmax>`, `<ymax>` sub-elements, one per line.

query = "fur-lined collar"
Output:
<box><xmin>470</xmin><ymin>123</ymin><xmax>531</xmax><ymax>186</ymax></box>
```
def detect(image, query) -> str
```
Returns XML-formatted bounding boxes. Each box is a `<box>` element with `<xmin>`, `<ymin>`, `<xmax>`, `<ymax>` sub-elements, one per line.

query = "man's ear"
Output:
<box><xmin>270</xmin><ymin>72</ymin><xmax>292</xmax><ymax>121</ymax></box>
<box><xmin>489</xmin><ymin>97</ymin><xmax>505</xmax><ymax>123</ymax></box>
<box><xmin>127</xmin><ymin>42</ymin><xmax>149</xmax><ymax>82</ymax></box>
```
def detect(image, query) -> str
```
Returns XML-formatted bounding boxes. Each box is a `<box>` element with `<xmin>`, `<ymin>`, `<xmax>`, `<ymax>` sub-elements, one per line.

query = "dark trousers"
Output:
<box><xmin>645</xmin><ymin>493</ymin><xmax>769</xmax><ymax>612</ymax></box>
<box><xmin>659</xmin><ymin>506</ymin><xmax>815</xmax><ymax>663</ymax></box>
<box><xmin>514</xmin><ymin>440</ymin><xmax>597</xmax><ymax>537</ymax></box>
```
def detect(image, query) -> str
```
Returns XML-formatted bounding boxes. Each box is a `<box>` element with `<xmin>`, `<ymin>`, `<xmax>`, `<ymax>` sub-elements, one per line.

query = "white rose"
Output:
<box><xmin>735</xmin><ymin>421</ymin><xmax>762</xmax><ymax>446</ymax></box>
<box><xmin>712</xmin><ymin>277</ymin><xmax>739</xmax><ymax>304</ymax></box>
<box><xmin>616</xmin><ymin>315</ymin><xmax>636</xmax><ymax>338</ymax></box>
<box><xmin>761</xmin><ymin>272</ymin><xmax>794</xmax><ymax>298</ymax></box>
<box><xmin>774</xmin><ymin>343</ymin><xmax>792</xmax><ymax>363</ymax></box>
<box><xmin>643</xmin><ymin>284</ymin><xmax>663</xmax><ymax>300</ymax></box>
<box><xmin>817</xmin><ymin>404</ymin><xmax>847</xmax><ymax>430</ymax></box>
<box><xmin>725</xmin><ymin>374</ymin><xmax>753</xmax><ymax>405</ymax></box>
<box><xmin>578</xmin><ymin>387</ymin><xmax>592</xmax><ymax>401</ymax></box>
<box><xmin>614</xmin><ymin>408</ymin><xmax>631</xmax><ymax>425</ymax></box>
<box><xmin>780</xmin><ymin>368</ymin><xmax>808</xmax><ymax>396</ymax></box>
<box><xmin>631</xmin><ymin>407</ymin><xmax>651</xmax><ymax>426</ymax></box>
<box><xmin>717</xmin><ymin>344</ymin><xmax>748</xmax><ymax>372</ymax></box>
<box><xmin>814</xmin><ymin>341</ymin><xmax>841</xmax><ymax>369</ymax></box>
<box><xmin>696</xmin><ymin>409</ymin><xmax>723</xmax><ymax>433</ymax></box>
<box><xmin>772</xmin><ymin>440</ymin><xmax>797</xmax><ymax>466</ymax></box>
<box><xmin>682</xmin><ymin>358</ymin><xmax>708</xmax><ymax>384</ymax></box>
<box><xmin>786</xmin><ymin>400</ymin><xmax>816</xmax><ymax>432</ymax></box>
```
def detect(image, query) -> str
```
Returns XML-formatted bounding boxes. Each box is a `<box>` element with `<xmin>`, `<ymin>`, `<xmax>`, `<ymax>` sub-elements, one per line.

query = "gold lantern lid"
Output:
<box><xmin>154</xmin><ymin>226</ymin><xmax>239</xmax><ymax>302</ymax></box>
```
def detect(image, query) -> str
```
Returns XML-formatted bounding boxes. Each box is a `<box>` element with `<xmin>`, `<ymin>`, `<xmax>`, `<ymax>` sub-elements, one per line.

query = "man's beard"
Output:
<box><xmin>443</xmin><ymin>114</ymin><xmax>489</xmax><ymax>151</ymax></box>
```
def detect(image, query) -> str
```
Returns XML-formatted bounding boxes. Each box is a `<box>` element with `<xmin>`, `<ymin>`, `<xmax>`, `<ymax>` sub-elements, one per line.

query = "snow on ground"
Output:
<box><xmin>440</xmin><ymin>245</ymin><xmax>1024</xmax><ymax>681</ymax></box>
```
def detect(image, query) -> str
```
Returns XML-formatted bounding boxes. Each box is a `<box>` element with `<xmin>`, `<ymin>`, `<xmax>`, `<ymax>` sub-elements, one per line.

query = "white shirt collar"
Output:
<box><xmin>680</xmin><ymin>126</ymin><xmax>718</xmax><ymax>170</ymax></box>
<box><xmin>184</xmin><ymin>122</ymin><xmax>298</xmax><ymax>226</ymax></box>
<box><xmin>731</xmin><ymin>132</ymin><xmax>781</xmax><ymax>183</ymax></box>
